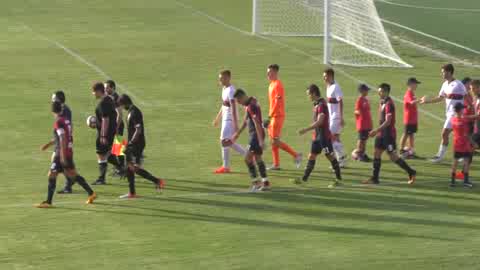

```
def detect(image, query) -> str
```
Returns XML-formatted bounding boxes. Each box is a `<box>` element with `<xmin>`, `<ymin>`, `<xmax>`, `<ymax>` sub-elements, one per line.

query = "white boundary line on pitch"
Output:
<box><xmin>376</xmin><ymin>0</ymin><xmax>480</xmax><ymax>12</ymax></box>
<box><xmin>172</xmin><ymin>0</ymin><xmax>444</xmax><ymax>123</ymax></box>
<box><xmin>20</xmin><ymin>24</ymin><xmax>151</xmax><ymax>107</ymax></box>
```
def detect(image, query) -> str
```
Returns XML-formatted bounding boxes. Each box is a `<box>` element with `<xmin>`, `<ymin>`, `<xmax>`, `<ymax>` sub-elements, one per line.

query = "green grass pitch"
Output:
<box><xmin>1</xmin><ymin>0</ymin><xmax>480</xmax><ymax>269</ymax></box>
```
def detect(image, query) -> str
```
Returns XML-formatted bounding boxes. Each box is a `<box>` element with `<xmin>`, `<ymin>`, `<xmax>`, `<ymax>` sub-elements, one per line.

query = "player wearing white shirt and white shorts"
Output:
<box><xmin>420</xmin><ymin>64</ymin><xmax>466</xmax><ymax>163</ymax></box>
<box><xmin>213</xmin><ymin>70</ymin><xmax>246</xmax><ymax>173</ymax></box>
<box><xmin>323</xmin><ymin>68</ymin><xmax>347</xmax><ymax>167</ymax></box>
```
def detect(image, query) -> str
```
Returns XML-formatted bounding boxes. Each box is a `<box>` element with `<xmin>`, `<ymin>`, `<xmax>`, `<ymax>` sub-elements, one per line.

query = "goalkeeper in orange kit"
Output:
<box><xmin>264</xmin><ymin>64</ymin><xmax>303</xmax><ymax>170</ymax></box>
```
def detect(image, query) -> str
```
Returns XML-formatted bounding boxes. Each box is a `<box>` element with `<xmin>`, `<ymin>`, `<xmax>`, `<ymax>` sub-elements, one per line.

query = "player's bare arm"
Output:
<box><xmin>116</xmin><ymin>107</ymin><xmax>123</xmax><ymax>133</ymax></box>
<box><xmin>40</xmin><ymin>139</ymin><xmax>55</xmax><ymax>151</ymax></box>
<box><xmin>213</xmin><ymin>107</ymin><xmax>222</xmax><ymax>127</ymax></box>
<box><xmin>100</xmin><ymin>117</ymin><xmax>109</xmax><ymax>145</ymax></box>
<box><xmin>252</xmin><ymin>116</ymin><xmax>265</xmax><ymax>148</ymax></box>
<box><xmin>231</xmin><ymin>99</ymin><xmax>239</xmax><ymax>131</ymax></box>
<box><xmin>129</xmin><ymin>124</ymin><xmax>142</xmax><ymax>145</ymax></box>
<box><xmin>298</xmin><ymin>113</ymin><xmax>324</xmax><ymax>135</ymax></box>
<box><xmin>420</xmin><ymin>95</ymin><xmax>444</xmax><ymax>104</ymax></box>
<box><xmin>369</xmin><ymin>113</ymin><xmax>392</xmax><ymax>137</ymax></box>
<box><xmin>339</xmin><ymin>98</ymin><xmax>345</xmax><ymax>126</ymax></box>
<box><xmin>59</xmin><ymin>131</ymin><xmax>67</xmax><ymax>165</ymax></box>
<box><xmin>233</xmin><ymin>114</ymin><xmax>247</xmax><ymax>141</ymax></box>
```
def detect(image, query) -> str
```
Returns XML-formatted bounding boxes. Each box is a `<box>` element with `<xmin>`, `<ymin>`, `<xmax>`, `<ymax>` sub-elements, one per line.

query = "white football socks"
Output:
<box><xmin>333</xmin><ymin>141</ymin><xmax>346</xmax><ymax>160</ymax></box>
<box><xmin>231</xmin><ymin>143</ymin><xmax>247</xmax><ymax>157</ymax></box>
<box><xmin>222</xmin><ymin>147</ymin><xmax>231</xmax><ymax>168</ymax></box>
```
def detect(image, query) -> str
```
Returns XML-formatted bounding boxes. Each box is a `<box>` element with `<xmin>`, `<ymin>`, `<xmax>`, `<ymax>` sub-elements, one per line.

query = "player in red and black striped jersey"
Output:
<box><xmin>232</xmin><ymin>89</ymin><xmax>269</xmax><ymax>192</ymax></box>
<box><xmin>363</xmin><ymin>83</ymin><xmax>416</xmax><ymax>185</ymax></box>
<box><xmin>293</xmin><ymin>84</ymin><xmax>342</xmax><ymax>188</ymax></box>
<box><xmin>36</xmin><ymin>102</ymin><xmax>97</xmax><ymax>208</ymax></box>
<box><xmin>449</xmin><ymin>103</ymin><xmax>474</xmax><ymax>188</ymax></box>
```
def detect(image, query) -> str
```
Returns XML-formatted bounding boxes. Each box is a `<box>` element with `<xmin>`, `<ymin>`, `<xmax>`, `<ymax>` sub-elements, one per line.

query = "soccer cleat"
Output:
<box><xmin>35</xmin><ymin>201</ymin><xmax>53</xmax><ymax>208</ymax></box>
<box><xmin>291</xmin><ymin>178</ymin><xmax>306</xmax><ymax>185</ymax></box>
<box><xmin>455</xmin><ymin>171</ymin><xmax>465</xmax><ymax>180</ymax></box>
<box><xmin>359</xmin><ymin>154</ymin><xmax>372</xmax><ymax>163</ymax></box>
<box><xmin>250</xmin><ymin>180</ymin><xmax>262</xmax><ymax>192</ymax></box>
<box><xmin>214</xmin><ymin>166</ymin><xmax>231</xmax><ymax>174</ymax></box>
<box><xmin>85</xmin><ymin>192</ymin><xmax>97</xmax><ymax>204</ymax></box>
<box><xmin>57</xmin><ymin>188</ymin><xmax>72</xmax><ymax>194</ymax></box>
<box><xmin>91</xmin><ymin>179</ymin><xmax>106</xmax><ymax>185</ymax></box>
<box><xmin>463</xmin><ymin>181</ymin><xmax>474</xmax><ymax>188</ymax></box>
<box><xmin>328</xmin><ymin>180</ymin><xmax>342</xmax><ymax>188</ymax></box>
<box><xmin>430</xmin><ymin>156</ymin><xmax>443</xmax><ymax>163</ymax></box>
<box><xmin>362</xmin><ymin>177</ymin><xmax>379</xmax><ymax>185</ymax></box>
<box><xmin>267</xmin><ymin>165</ymin><xmax>281</xmax><ymax>171</ymax></box>
<box><xmin>449</xmin><ymin>182</ymin><xmax>456</xmax><ymax>188</ymax></box>
<box><xmin>294</xmin><ymin>153</ymin><xmax>303</xmax><ymax>169</ymax></box>
<box><xmin>156</xmin><ymin>178</ymin><xmax>166</xmax><ymax>191</ymax></box>
<box><xmin>408</xmin><ymin>171</ymin><xmax>416</xmax><ymax>185</ymax></box>
<box><xmin>259</xmin><ymin>180</ymin><xmax>271</xmax><ymax>191</ymax></box>
<box><xmin>119</xmin><ymin>193</ymin><xmax>139</xmax><ymax>199</ymax></box>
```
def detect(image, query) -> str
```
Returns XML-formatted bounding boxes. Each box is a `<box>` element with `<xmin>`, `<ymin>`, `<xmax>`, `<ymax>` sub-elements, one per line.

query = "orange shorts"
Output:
<box><xmin>268</xmin><ymin>116</ymin><xmax>284</xmax><ymax>139</ymax></box>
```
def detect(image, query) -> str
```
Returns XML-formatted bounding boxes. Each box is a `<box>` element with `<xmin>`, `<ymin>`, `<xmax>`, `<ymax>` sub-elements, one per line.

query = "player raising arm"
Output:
<box><xmin>363</xmin><ymin>83</ymin><xmax>416</xmax><ymax>185</ymax></box>
<box><xmin>232</xmin><ymin>89</ymin><xmax>270</xmax><ymax>192</ymax></box>
<box><xmin>212</xmin><ymin>70</ymin><xmax>246</xmax><ymax>174</ymax></box>
<box><xmin>292</xmin><ymin>84</ymin><xmax>342</xmax><ymax>188</ymax></box>
<box><xmin>419</xmin><ymin>64</ymin><xmax>467</xmax><ymax>163</ymax></box>
<box><xmin>36</xmin><ymin>102</ymin><xmax>97</xmax><ymax>208</ymax></box>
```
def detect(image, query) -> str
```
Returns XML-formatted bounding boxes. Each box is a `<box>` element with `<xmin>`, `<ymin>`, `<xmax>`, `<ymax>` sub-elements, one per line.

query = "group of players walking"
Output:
<box><xmin>213</xmin><ymin>63</ymin><xmax>478</xmax><ymax>191</ymax></box>
<box><xmin>36</xmin><ymin>62</ymin><xmax>478</xmax><ymax>207</ymax></box>
<box><xmin>36</xmin><ymin>81</ymin><xmax>165</xmax><ymax>208</ymax></box>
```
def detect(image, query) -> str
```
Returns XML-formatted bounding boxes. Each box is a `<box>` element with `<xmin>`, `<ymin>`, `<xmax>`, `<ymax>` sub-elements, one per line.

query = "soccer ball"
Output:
<box><xmin>86</xmin><ymin>115</ymin><xmax>97</xmax><ymax>129</ymax></box>
<box><xmin>351</xmin><ymin>149</ymin><xmax>360</xmax><ymax>161</ymax></box>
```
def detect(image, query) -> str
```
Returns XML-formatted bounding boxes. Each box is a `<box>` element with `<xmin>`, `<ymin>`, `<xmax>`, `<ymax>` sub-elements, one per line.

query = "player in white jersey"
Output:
<box><xmin>212</xmin><ymin>70</ymin><xmax>246</xmax><ymax>173</ymax></box>
<box><xmin>420</xmin><ymin>64</ymin><xmax>467</xmax><ymax>163</ymax></box>
<box><xmin>323</xmin><ymin>68</ymin><xmax>347</xmax><ymax>167</ymax></box>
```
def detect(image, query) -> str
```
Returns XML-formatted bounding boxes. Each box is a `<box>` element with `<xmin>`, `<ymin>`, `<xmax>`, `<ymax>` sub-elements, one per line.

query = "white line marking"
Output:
<box><xmin>172</xmin><ymin>0</ymin><xmax>444</xmax><ymax>123</ymax></box>
<box><xmin>21</xmin><ymin>24</ymin><xmax>150</xmax><ymax>107</ymax></box>
<box><xmin>381</xmin><ymin>19</ymin><xmax>480</xmax><ymax>56</ymax></box>
<box><xmin>376</xmin><ymin>0</ymin><xmax>480</xmax><ymax>12</ymax></box>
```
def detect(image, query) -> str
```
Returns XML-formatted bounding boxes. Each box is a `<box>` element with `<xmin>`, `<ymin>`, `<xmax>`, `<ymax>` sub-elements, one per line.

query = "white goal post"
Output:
<box><xmin>252</xmin><ymin>0</ymin><xmax>412</xmax><ymax>68</ymax></box>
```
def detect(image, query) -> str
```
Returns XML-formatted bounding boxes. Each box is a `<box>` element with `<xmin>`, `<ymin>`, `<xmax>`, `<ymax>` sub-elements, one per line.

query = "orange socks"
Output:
<box><xmin>279</xmin><ymin>142</ymin><xmax>297</xmax><ymax>157</ymax></box>
<box><xmin>272</xmin><ymin>145</ymin><xmax>280</xmax><ymax>167</ymax></box>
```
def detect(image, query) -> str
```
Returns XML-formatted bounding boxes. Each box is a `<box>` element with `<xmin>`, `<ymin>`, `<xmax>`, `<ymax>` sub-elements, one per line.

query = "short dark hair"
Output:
<box><xmin>118</xmin><ymin>94</ymin><xmax>133</xmax><ymax>106</ymax></box>
<box><xmin>462</xmin><ymin>77</ymin><xmax>472</xmax><ymax>85</ymax></box>
<box><xmin>307</xmin><ymin>84</ymin><xmax>321</xmax><ymax>97</ymax></box>
<box><xmin>53</xmin><ymin>90</ymin><xmax>66</xmax><ymax>103</ymax></box>
<box><xmin>454</xmin><ymin>102</ymin><xmax>464</xmax><ymax>113</ymax></box>
<box><xmin>92</xmin><ymin>82</ymin><xmax>105</xmax><ymax>93</ymax></box>
<box><xmin>471</xmin><ymin>79</ymin><xmax>480</xmax><ymax>87</ymax></box>
<box><xmin>268</xmin><ymin>64</ymin><xmax>280</xmax><ymax>72</ymax></box>
<box><xmin>379</xmin><ymin>83</ymin><xmax>391</xmax><ymax>93</ymax></box>
<box><xmin>220</xmin><ymin>70</ymin><xmax>231</xmax><ymax>77</ymax></box>
<box><xmin>105</xmin><ymin>79</ymin><xmax>116</xmax><ymax>90</ymax></box>
<box><xmin>442</xmin><ymin>63</ymin><xmax>455</xmax><ymax>74</ymax></box>
<box><xmin>324</xmin><ymin>68</ymin><xmax>335</xmax><ymax>78</ymax></box>
<box><xmin>233</xmin><ymin>88</ymin><xmax>247</xmax><ymax>98</ymax></box>
<box><xmin>52</xmin><ymin>101</ymin><xmax>63</xmax><ymax>113</ymax></box>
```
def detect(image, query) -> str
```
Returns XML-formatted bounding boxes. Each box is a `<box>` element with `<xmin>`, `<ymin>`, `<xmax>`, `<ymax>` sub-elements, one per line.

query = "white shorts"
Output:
<box><xmin>220</xmin><ymin>120</ymin><xmax>235</xmax><ymax>140</ymax></box>
<box><xmin>443</xmin><ymin>115</ymin><xmax>453</xmax><ymax>129</ymax></box>
<box><xmin>330</xmin><ymin>118</ymin><xmax>342</xmax><ymax>135</ymax></box>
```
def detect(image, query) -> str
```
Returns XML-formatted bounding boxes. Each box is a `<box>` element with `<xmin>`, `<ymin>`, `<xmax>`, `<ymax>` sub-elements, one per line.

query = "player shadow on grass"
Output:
<box><xmin>61</xmin><ymin>204</ymin><xmax>456</xmax><ymax>242</ymax></box>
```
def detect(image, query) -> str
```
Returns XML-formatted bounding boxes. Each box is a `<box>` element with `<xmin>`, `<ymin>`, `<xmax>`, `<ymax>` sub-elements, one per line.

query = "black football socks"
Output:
<box><xmin>395</xmin><ymin>159</ymin><xmax>415</xmax><ymax>176</ymax></box>
<box><xmin>247</xmin><ymin>162</ymin><xmax>258</xmax><ymax>179</ymax></box>
<box><xmin>127</xmin><ymin>169</ymin><xmax>136</xmax><ymax>194</ymax></box>
<box><xmin>75</xmin><ymin>175</ymin><xmax>94</xmax><ymax>195</ymax></box>
<box><xmin>47</xmin><ymin>177</ymin><xmax>56</xmax><ymax>204</ymax></box>
<box><xmin>302</xmin><ymin>159</ymin><xmax>316</xmax><ymax>181</ymax></box>
<box><xmin>257</xmin><ymin>161</ymin><xmax>267</xmax><ymax>179</ymax></box>
<box><xmin>136</xmin><ymin>168</ymin><xmax>158</xmax><ymax>184</ymax></box>
<box><xmin>372</xmin><ymin>158</ymin><xmax>381</xmax><ymax>183</ymax></box>
<box><xmin>98</xmin><ymin>161</ymin><xmax>108</xmax><ymax>182</ymax></box>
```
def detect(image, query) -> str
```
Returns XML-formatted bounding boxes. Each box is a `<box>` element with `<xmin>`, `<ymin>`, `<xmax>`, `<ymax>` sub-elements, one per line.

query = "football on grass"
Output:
<box><xmin>86</xmin><ymin>115</ymin><xmax>97</xmax><ymax>129</ymax></box>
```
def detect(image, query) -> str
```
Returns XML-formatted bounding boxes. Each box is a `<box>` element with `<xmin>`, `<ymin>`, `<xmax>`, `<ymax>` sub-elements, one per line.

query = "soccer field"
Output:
<box><xmin>1</xmin><ymin>0</ymin><xmax>480</xmax><ymax>269</ymax></box>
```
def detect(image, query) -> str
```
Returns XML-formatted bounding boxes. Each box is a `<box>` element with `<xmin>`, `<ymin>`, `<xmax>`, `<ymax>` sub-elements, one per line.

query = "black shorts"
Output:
<box><xmin>247</xmin><ymin>136</ymin><xmax>263</xmax><ymax>155</ymax></box>
<box><xmin>116</xmin><ymin>121</ymin><xmax>125</xmax><ymax>136</ymax></box>
<box><xmin>454</xmin><ymin>152</ymin><xmax>473</xmax><ymax>159</ymax></box>
<box><xmin>125</xmin><ymin>144</ymin><xmax>145</xmax><ymax>165</ymax></box>
<box><xmin>472</xmin><ymin>133</ymin><xmax>480</xmax><ymax>146</ymax></box>
<box><xmin>50</xmin><ymin>156</ymin><xmax>75</xmax><ymax>173</ymax></box>
<box><xmin>311</xmin><ymin>138</ymin><xmax>334</xmax><ymax>155</ymax></box>
<box><xmin>96</xmin><ymin>135</ymin><xmax>115</xmax><ymax>155</ymax></box>
<box><xmin>358</xmin><ymin>130</ymin><xmax>371</xmax><ymax>141</ymax></box>
<box><xmin>375</xmin><ymin>136</ymin><xmax>397</xmax><ymax>153</ymax></box>
<box><xmin>404</xmin><ymin>124</ymin><xmax>418</xmax><ymax>135</ymax></box>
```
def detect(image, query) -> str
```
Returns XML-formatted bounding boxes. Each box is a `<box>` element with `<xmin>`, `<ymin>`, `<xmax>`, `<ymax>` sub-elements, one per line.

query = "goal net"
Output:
<box><xmin>252</xmin><ymin>0</ymin><xmax>411</xmax><ymax>68</ymax></box>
